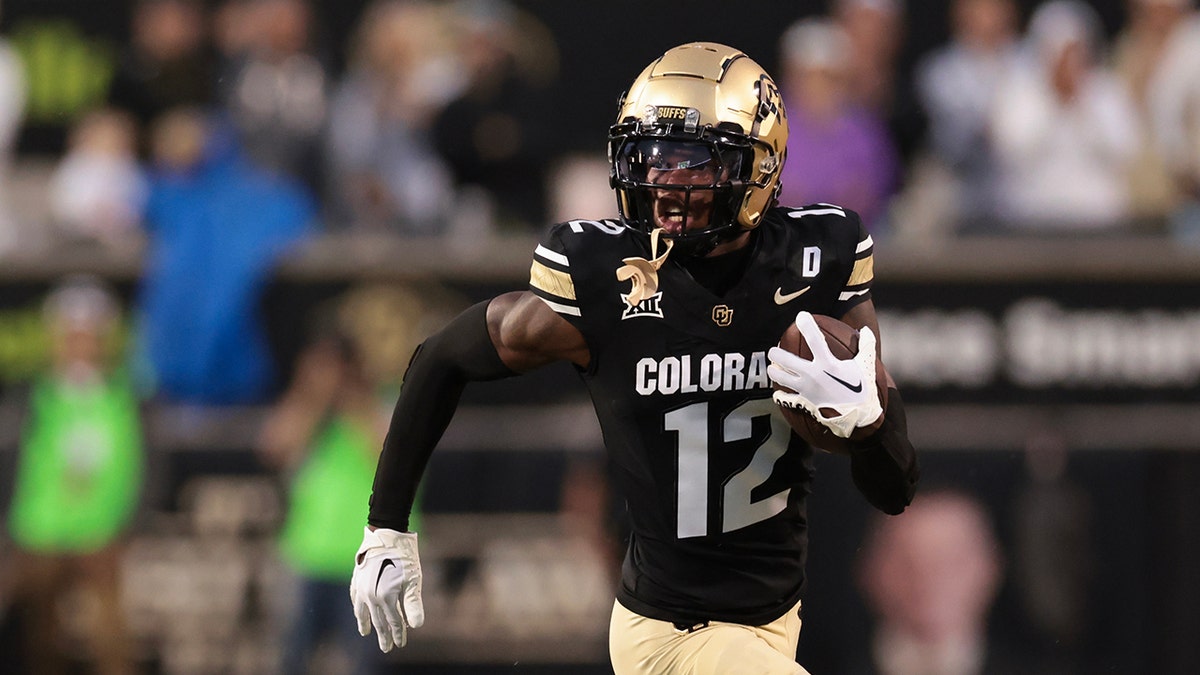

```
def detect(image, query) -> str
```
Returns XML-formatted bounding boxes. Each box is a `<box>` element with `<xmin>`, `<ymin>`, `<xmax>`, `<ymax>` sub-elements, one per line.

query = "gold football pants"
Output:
<box><xmin>609</xmin><ymin>599</ymin><xmax>811</xmax><ymax>675</ymax></box>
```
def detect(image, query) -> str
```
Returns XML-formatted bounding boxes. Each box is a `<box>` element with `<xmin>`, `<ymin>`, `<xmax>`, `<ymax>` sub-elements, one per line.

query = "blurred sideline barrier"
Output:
<box><xmin>118</xmin><ymin>497</ymin><xmax>613</xmax><ymax>673</ymax></box>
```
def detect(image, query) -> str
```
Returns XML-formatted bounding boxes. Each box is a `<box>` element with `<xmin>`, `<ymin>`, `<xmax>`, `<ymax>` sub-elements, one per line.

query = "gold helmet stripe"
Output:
<box><xmin>717</xmin><ymin>53</ymin><xmax>745</xmax><ymax>81</ymax></box>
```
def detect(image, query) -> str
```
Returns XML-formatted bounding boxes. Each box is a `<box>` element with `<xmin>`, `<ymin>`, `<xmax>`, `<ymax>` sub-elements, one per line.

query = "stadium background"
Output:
<box><xmin>0</xmin><ymin>0</ymin><xmax>1197</xmax><ymax>673</ymax></box>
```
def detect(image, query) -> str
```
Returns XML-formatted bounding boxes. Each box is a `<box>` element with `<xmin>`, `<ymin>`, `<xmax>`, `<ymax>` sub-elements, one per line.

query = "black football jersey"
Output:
<box><xmin>528</xmin><ymin>204</ymin><xmax>875</xmax><ymax>625</ymax></box>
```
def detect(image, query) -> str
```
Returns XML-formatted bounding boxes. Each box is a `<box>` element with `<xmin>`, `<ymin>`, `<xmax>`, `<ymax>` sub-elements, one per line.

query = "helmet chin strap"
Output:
<box><xmin>616</xmin><ymin>228</ymin><xmax>675</xmax><ymax>306</ymax></box>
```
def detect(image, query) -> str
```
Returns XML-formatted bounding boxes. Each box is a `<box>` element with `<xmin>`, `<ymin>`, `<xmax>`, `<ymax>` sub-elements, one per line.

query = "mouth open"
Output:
<box><xmin>654</xmin><ymin>194</ymin><xmax>712</xmax><ymax>234</ymax></box>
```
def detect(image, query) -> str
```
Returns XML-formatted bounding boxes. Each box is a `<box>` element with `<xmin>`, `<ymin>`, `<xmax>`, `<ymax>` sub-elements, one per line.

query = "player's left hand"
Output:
<box><xmin>350</xmin><ymin>527</ymin><xmax>424</xmax><ymax>652</ymax></box>
<box><xmin>767</xmin><ymin>312</ymin><xmax>883</xmax><ymax>438</ymax></box>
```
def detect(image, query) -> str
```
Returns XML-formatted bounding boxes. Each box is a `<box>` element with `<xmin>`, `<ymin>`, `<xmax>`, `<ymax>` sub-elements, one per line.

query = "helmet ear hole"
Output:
<box><xmin>716</xmin><ymin>121</ymin><xmax>745</xmax><ymax>135</ymax></box>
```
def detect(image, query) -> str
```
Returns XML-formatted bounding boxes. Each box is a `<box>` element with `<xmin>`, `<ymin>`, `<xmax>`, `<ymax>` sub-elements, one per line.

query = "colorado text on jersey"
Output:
<box><xmin>634</xmin><ymin>351</ymin><xmax>771</xmax><ymax>396</ymax></box>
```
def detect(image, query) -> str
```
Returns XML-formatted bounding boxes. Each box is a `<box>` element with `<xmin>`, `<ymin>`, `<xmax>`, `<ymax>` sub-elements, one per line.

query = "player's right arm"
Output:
<box><xmin>368</xmin><ymin>291</ymin><xmax>587</xmax><ymax>531</ymax></box>
<box><xmin>488</xmin><ymin>290</ymin><xmax>591</xmax><ymax>371</ymax></box>
<box><xmin>352</xmin><ymin>289</ymin><xmax>588</xmax><ymax>652</ymax></box>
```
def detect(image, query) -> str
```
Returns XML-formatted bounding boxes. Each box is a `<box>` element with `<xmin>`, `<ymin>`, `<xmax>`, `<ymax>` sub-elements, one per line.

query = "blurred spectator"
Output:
<box><xmin>835</xmin><ymin>0</ymin><xmax>903</xmax><ymax>113</ymax></box>
<box><xmin>136</xmin><ymin>107</ymin><xmax>314</xmax><ymax>405</ymax></box>
<box><xmin>217</xmin><ymin>0</ymin><xmax>328</xmax><ymax>189</ymax></box>
<box><xmin>0</xmin><ymin>14</ymin><xmax>25</xmax><ymax>254</ymax></box>
<box><xmin>833</xmin><ymin>0</ymin><xmax>927</xmax><ymax>167</ymax></box>
<box><xmin>257</xmin><ymin>322</ymin><xmax>392</xmax><ymax>675</ymax></box>
<box><xmin>6</xmin><ymin>16</ymin><xmax>110</xmax><ymax>156</ymax></box>
<box><xmin>777</xmin><ymin>17</ymin><xmax>899</xmax><ymax>232</ymax></box>
<box><xmin>107</xmin><ymin>0</ymin><xmax>216</xmax><ymax>148</ymax></box>
<box><xmin>431</xmin><ymin>0</ymin><xmax>560</xmax><ymax>232</ymax></box>
<box><xmin>990</xmin><ymin>0</ymin><xmax>1139</xmax><ymax>231</ymax></box>
<box><xmin>324</xmin><ymin>0</ymin><xmax>459</xmax><ymax>234</ymax></box>
<box><xmin>914</xmin><ymin>0</ymin><xmax>1021</xmax><ymax>231</ymax></box>
<box><xmin>47</xmin><ymin>108</ymin><xmax>148</xmax><ymax>244</ymax></box>
<box><xmin>6</xmin><ymin>276</ymin><xmax>143</xmax><ymax>675</ymax></box>
<box><xmin>855</xmin><ymin>488</ymin><xmax>1015</xmax><ymax>675</ymax></box>
<box><xmin>1114</xmin><ymin>0</ymin><xmax>1200</xmax><ymax>237</ymax></box>
<box><xmin>1012</xmin><ymin>432</ymin><xmax>1093</xmax><ymax>667</ymax></box>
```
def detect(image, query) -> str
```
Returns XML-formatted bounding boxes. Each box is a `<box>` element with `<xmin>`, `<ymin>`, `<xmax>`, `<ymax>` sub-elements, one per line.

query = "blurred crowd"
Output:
<box><xmin>0</xmin><ymin>0</ymin><xmax>1195</xmax><ymax>673</ymax></box>
<box><xmin>0</xmin><ymin>0</ymin><xmax>562</xmax><ymax>253</ymax></box>
<box><xmin>0</xmin><ymin>0</ymin><xmax>567</xmax><ymax>408</ymax></box>
<box><xmin>0</xmin><ymin>0</ymin><xmax>1195</xmax><ymax>253</ymax></box>
<box><xmin>777</xmin><ymin>0</ymin><xmax>1200</xmax><ymax>240</ymax></box>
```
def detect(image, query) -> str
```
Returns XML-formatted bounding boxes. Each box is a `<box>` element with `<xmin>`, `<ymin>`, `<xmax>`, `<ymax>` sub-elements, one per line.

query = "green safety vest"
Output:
<box><xmin>279</xmin><ymin>415</ymin><xmax>413</xmax><ymax>581</ymax></box>
<box><xmin>8</xmin><ymin>373</ymin><xmax>144</xmax><ymax>553</ymax></box>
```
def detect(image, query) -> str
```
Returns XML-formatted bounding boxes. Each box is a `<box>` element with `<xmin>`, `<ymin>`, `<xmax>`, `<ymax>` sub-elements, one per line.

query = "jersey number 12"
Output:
<box><xmin>666</xmin><ymin>398</ymin><xmax>792</xmax><ymax>539</ymax></box>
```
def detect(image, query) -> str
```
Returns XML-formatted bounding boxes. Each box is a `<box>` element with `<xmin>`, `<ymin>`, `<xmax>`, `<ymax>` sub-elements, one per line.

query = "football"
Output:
<box><xmin>774</xmin><ymin>315</ymin><xmax>889</xmax><ymax>454</ymax></box>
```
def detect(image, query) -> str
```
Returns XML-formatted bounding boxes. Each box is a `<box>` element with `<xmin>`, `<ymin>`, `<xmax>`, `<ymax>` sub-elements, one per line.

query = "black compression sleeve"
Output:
<box><xmin>367</xmin><ymin>301</ymin><xmax>516</xmax><ymax>531</ymax></box>
<box><xmin>847</xmin><ymin>388</ymin><xmax>920</xmax><ymax>515</ymax></box>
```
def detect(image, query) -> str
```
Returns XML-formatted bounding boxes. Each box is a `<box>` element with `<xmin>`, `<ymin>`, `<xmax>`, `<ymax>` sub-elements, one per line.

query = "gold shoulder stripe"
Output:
<box><xmin>530</xmin><ymin>260</ymin><xmax>576</xmax><ymax>300</ymax></box>
<box><xmin>847</xmin><ymin>254</ymin><xmax>874</xmax><ymax>287</ymax></box>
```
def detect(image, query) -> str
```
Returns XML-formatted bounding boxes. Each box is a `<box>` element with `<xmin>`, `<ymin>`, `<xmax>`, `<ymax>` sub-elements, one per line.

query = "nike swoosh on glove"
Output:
<box><xmin>767</xmin><ymin>311</ymin><xmax>884</xmax><ymax>439</ymax></box>
<box><xmin>350</xmin><ymin>527</ymin><xmax>424</xmax><ymax>652</ymax></box>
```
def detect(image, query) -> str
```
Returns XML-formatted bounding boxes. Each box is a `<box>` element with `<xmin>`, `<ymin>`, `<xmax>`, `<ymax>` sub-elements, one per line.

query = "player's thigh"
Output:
<box><xmin>610</xmin><ymin>600</ymin><xmax>809</xmax><ymax>675</ymax></box>
<box><xmin>689</xmin><ymin>623</ymin><xmax>809</xmax><ymax>675</ymax></box>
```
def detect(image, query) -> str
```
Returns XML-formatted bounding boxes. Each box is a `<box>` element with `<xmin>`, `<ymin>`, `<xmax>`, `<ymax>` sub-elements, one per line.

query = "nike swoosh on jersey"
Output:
<box><xmin>824</xmin><ymin>371</ymin><xmax>863</xmax><ymax>393</ymax></box>
<box><xmin>375</xmin><ymin>558</ymin><xmax>397</xmax><ymax>594</ymax></box>
<box><xmin>774</xmin><ymin>286</ymin><xmax>812</xmax><ymax>304</ymax></box>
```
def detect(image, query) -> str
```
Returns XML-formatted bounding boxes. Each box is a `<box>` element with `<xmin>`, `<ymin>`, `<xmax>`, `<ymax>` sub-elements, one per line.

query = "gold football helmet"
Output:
<box><xmin>608</xmin><ymin>42</ymin><xmax>788</xmax><ymax>256</ymax></box>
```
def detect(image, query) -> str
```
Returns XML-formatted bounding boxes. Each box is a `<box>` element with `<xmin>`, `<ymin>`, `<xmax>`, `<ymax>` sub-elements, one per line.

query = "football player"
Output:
<box><xmin>350</xmin><ymin>42</ymin><xmax>919</xmax><ymax>674</ymax></box>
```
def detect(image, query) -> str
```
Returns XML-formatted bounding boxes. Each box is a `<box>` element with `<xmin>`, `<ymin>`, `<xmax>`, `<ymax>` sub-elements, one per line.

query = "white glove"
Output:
<box><xmin>768</xmin><ymin>311</ymin><xmax>883</xmax><ymax>439</ymax></box>
<box><xmin>350</xmin><ymin>527</ymin><xmax>424</xmax><ymax>652</ymax></box>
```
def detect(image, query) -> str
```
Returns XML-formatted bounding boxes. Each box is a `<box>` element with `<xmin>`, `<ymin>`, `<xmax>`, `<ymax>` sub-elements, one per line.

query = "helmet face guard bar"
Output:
<box><xmin>608</xmin><ymin>122</ymin><xmax>766</xmax><ymax>256</ymax></box>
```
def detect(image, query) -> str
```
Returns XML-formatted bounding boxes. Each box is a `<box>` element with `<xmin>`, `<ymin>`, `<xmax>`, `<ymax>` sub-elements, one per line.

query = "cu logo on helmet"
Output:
<box><xmin>758</xmin><ymin>79</ymin><xmax>785</xmax><ymax>122</ymax></box>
